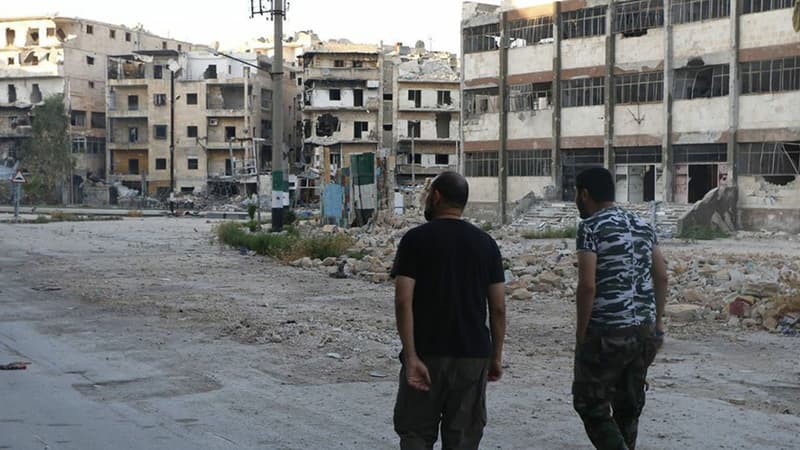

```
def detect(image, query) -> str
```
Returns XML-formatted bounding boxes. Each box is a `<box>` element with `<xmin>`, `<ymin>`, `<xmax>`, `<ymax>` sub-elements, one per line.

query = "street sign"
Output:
<box><xmin>11</xmin><ymin>171</ymin><xmax>25</xmax><ymax>184</ymax></box>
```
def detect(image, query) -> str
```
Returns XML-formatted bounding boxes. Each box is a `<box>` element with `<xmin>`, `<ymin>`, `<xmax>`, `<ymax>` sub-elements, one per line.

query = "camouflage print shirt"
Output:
<box><xmin>576</xmin><ymin>206</ymin><xmax>657</xmax><ymax>329</ymax></box>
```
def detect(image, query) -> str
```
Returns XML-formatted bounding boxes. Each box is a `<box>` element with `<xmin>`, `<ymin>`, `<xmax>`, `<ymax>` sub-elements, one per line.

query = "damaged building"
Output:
<box><xmin>106</xmin><ymin>50</ymin><xmax>301</xmax><ymax>199</ymax></box>
<box><xmin>301</xmin><ymin>42</ymin><xmax>384</xmax><ymax>175</ymax></box>
<box><xmin>461</xmin><ymin>0</ymin><xmax>800</xmax><ymax>231</ymax></box>
<box><xmin>389</xmin><ymin>47</ymin><xmax>461</xmax><ymax>186</ymax></box>
<box><xmin>0</xmin><ymin>16</ymin><xmax>196</xmax><ymax>203</ymax></box>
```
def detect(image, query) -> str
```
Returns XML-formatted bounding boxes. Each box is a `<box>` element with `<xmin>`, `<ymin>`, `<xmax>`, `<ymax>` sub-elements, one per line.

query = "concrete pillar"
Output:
<box><xmin>728</xmin><ymin>0</ymin><xmax>740</xmax><ymax>184</ymax></box>
<box><xmin>552</xmin><ymin>2</ymin><xmax>562</xmax><ymax>199</ymax></box>
<box><xmin>662</xmin><ymin>0</ymin><xmax>674</xmax><ymax>202</ymax></box>
<box><xmin>499</xmin><ymin>11</ymin><xmax>509</xmax><ymax>224</ymax></box>
<box><xmin>604</xmin><ymin>1</ymin><xmax>616</xmax><ymax>175</ymax></box>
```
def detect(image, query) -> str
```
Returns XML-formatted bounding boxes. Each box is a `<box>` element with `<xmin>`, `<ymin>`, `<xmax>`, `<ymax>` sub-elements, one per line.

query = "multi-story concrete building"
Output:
<box><xmin>461</xmin><ymin>0</ymin><xmax>800</xmax><ymax>230</ymax></box>
<box><xmin>106</xmin><ymin>50</ymin><xmax>301</xmax><ymax>198</ymax></box>
<box><xmin>391</xmin><ymin>54</ymin><xmax>461</xmax><ymax>186</ymax></box>
<box><xmin>301</xmin><ymin>42</ymin><xmax>383</xmax><ymax>175</ymax></box>
<box><xmin>0</xmin><ymin>16</ymin><xmax>196</xmax><ymax>201</ymax></box>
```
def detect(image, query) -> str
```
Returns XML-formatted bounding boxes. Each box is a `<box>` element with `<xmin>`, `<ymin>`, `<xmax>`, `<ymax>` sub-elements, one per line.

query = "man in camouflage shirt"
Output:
<box><xmin>572</xmin><ymin>167</ymin><xmax>669</xmax><ymax>450</ymax></box>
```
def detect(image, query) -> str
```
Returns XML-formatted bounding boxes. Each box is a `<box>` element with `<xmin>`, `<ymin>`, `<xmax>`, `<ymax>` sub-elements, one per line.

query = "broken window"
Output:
<box><xmin>86</xmin><ymin>25</ymin><xmax>94</xmax><ymax>34</ymax></box>
<box><xmin>614</xmin><ymin>0</ymin><xmax>664</xmax><ymax>36</ymax></box>
<box><xmin>561</xmin><ymin>77</ymin><xmax>605</xmax><ymax>107</ymax></box>
<box><xmin>154</xmin><ymin>125</ymin><xmax>167</xmax><ymax>140</ymax></box>
<box><xmin>463</xmin><ymin>23</ymin><xmax>500</xmax><ymax>54</ymax></box>
<box><xmin>187</xmin><ymin>93</ymin><xmax>198</xmax><ymax>105</ymax></box>
<box><xmin>615</xmin><ymin>71</ymin><xmax>663</xmax><ymax>104</ymax></box>
<box><xmin>383</xmin><ymin>124</ymin><xmax>393</xmax><ymax>131</ymax></box>
<box><xmin>464</xmin><ymin>152</ymin><xmax>499</xmax><ymax>177</ymax></box>
<box><xmin>23</xmin><ymin>53</ymin><xmax>39</xmax><ymax>66</ymax></box>
<box><xmin>671</xmin><ymin>0</ymin><xmax>730</xmax><ymax>24</ymax></box>
<box><xmin>354</xmin><ymin>121</ymin><xmax>369</xmax><ymax>139</ymax></box>
<box><xmin>436</xmin><ymin>113</ymin><xmax>451</xmax><ymax>139</ymax></box>
<box><xmin>673</xmin><ymin>144</ymin><xmax>727</xmax><ymax>163</ymax></box>
<box><xmin>71</xmin><ymin>137</ymin><xmax>86</xmax><ymax>153</ymax></box>
<box><xmin>464</xmin><ymin>87</ymin><xmax>500</xmax><ymax>117</ymax></box>
<box><xmin>225</xmin><ymin>126</ymin><xmax>236</xmax><ymax>140</ymax></box>
<box><xmin>56</xmin><ymin>28</ymin><xmax>66</xmax><ymax>42</ymax></box>
<box><xmin>86</xmin><ymin>56</ymin><xmax>95</xmax><ymax>65</ymax></box>
<box><xmin>334</xmin><ymin>60</ymin><xmax>345</xmax><ymax>68</ymax></box>
<box><xmin>204</xmin><ymin>65</ymin><xmax>217</xmax><ymax>79</ymax></box>
<box><xmin>353</xmin><ymin>60</ymin><xmax>364</xmax><ymax>68</ymax></box>
<box><xmin>153</xmin><ymin>65</ymin><xmax>163</xmax><ymax>79</ymax></box>
<box><xmin>384</xmin><ymin>93</ymin><xmax>393</xmax><ymax>101</ymax></box>
<box><xmin>508</xmin><ymin>16</ymin><xmax>554</xmax><ymax>47</ymax></box>
<box><xmin>260</xmin><ymin>89</ymin><xmax>272</xmax><ymax>110</ymax></box>
<box><xmin>7</xmin><ymin>57</ymin><xmax>14</xmax><ymax>65</ymax></box>
<box><xmin>740</xmin><ymin>56</ymin><xmax>800</xmax><ymax>95</ymax></box>
<box><xmin>86</xmin><ymin>137</ymin><xmax>105</xmax><ymax>154</ymax></box>
<box><xmin>125</xmin><ymin>32</ymin><xmax>131</xmax><ymax>42</ymax></box>
<box><xmin>407</xmin><ymin>121</ymin><xmax>421</xmax><ymax>138</ymax></box>
<box><xmin>188</xmin><ymin>158</ymin><xmax>199</xmax><ymax>170</ymax></box>
<box><xmin>162</xmin><ymin>41</ymin><xmax>167</xmax><ymax>50</ymax></box>
<box><xmin>6</xmin><ymin>28</ymin><xmax>15</xmax><ymax>46</ymax></box>
<box><xmin>30</xmin><ymin>84</ymin><xmax>42</xmax><ymax>103</ymax></box>
<box><xmin>129</xmin><ymin>127</ymin><xmax>139</xmax><ymax>143</ymax></box>
<box><xmin>738</xmin><ymin>142</ymin><xmax>800</xmax><ymax>175</ymax></box>
<box><xmin>743</xmin><ymin>0</ymin><xmax>793</xmax><ymax>13</ymax></box>
<box><xmin>187</xmin><ymin>126</ymin><xmax>198</xmax><ymax>138</ymax></box>
<box><xmin>316</xmin><ymin>114</ymin><xmax>340</xmax><ymax>137</ymax></box>
<box><xmin>156</xmin><ymin>158</ymin><xmax>167</xmax><ymax>170</ymax></box>
<box><xmin>614</xmin><ymin>146</ymin><xmax>662</xmax><ymax>164</ymax></box>
<box><xmin>437</xmin><ymin>90</ymin><xmax>452</xmax><ymax>106</ymax></box>
<box><xmin>70</xmin><ymin>110</ymin><xmax>87</xmax><ymax>128</ymax></box>
<box><xmin>508</xmin><ymin>82</ymin><xmax>553</xmax><ymax>111</ymax></box>
<box><xmin>154</xmin><ymin>94</ymin><xmax>167</xmax><ymax>106</ymax></box>
<box><xmin>508</xmin><ymin>149</ymin><xmax>552</xmax><ymax>177</ymax></box>
<box><xmin>110</xmin><ymin>29</ymin><xmax>116</xmax><ymax>39</ymax></box>
<box><xmin>408</xmin><ymin>90</ymin><xmax>422</xmax><ymax>108</ymax></box>
<box><xmin>354</xmin><ymin>89</ymin><xmax>364</xmax><ymax>107</ymax></box>
<box><xmin>7</xmin><ymin>85</ymin><xmax>17</xmax><ymax>103</ymax></box>
<box><xmin>91</xmin><ymin>112</ymin><xmax>106</xmax><ymax>129</ymax></box>
<box><xmin>329</xmin><ymin>89</ymin><xmax>341</xmax><ymax>101</ymax></box>
<box><xmin>128</xmin><ymin>159</ymin><xmax>139</xmax><ymax>175</ymax></box>
<box><xmin>563</xmin><ymin>6</ymin><xmax>607</xmax><ymax>39</ymax></box>
<box><xmin>673</xmin><ymin>63</ymin><xmax>729</xmax><ymax>99</ymax></box>
<box><xmin>178</xmin><ymin>44</ymin><xmax>182</xmax><ymax>51</ymax></box>
<box><xmin>27</xmin><ymin>28</ymin><xmax>39</xmax><ymax>45</ymax></box>
<box><xmin>407</xmin><ymin>153</ymin><xmax>422</xmax><ymax>165</ymax></box>
<box><xmin>88</xmin><ymin>81</ymin><xmax>95</xmax><ymax>89</ymax></box>
<box><xmin>128</xmin><ymin>95</ymin><xmax>139</xmax><ymax>111</ymax></box>
<box><xmin>435</xmin><ymin>154</ymin><xmax>450</xmax><ymax>165</ymax></box>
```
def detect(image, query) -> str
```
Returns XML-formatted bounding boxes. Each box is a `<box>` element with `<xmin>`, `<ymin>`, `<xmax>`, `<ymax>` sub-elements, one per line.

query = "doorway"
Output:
<box><xmin>643</xmin><ymin>165</ymin><xmax>656</xmax><ymax>202</ymax></box>
<box><xmin>688</xmin><ymin>164</ymin><xmax>717</xmax><ymax>203</ymax></box>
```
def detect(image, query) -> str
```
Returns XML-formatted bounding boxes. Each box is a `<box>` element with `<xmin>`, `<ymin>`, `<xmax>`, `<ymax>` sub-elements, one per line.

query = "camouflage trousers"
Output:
<box><xmin>572</xmin><ymin>325</ymin><xmax>661</xmax><ymax>450</ymax></box>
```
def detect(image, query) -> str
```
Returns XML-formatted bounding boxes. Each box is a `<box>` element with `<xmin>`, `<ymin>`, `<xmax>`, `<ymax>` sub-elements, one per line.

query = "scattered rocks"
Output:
<box><xmin>666</xmin><ymin>304</ymin><xmax>704</xmax><ymax>322</ymax></box>
<box><xmin>512</xmin><ymin>289</ymin><xmax>533</xmax><ymax>301</ymax></box>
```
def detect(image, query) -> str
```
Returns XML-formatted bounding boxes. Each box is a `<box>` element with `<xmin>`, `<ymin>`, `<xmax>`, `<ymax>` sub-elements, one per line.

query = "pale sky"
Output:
<box><xmin>3</xmin><ymin>0</ymin><xmax>501</xmax><ymax>53</ymax></box>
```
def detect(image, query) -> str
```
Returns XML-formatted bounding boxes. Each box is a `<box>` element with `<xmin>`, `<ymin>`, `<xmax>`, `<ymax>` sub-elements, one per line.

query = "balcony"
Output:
<box><xmin>305</xmin><ymin>67</ymin><xmax>380</xmax><ymax>82</ymax></box>
<box><xmin>396</xmin><ymin>164</ymin><xmax>457</xmax><ymax>176</ymax></box>
<box><xmin>108</xmin><ymin>140</ymin><xmax>149</xmax><ymax>150</ymax></box>
<box><xmin>108</xmin><ymin>107</ymin><xmax>149</xmax><ymax>118</ymax></box>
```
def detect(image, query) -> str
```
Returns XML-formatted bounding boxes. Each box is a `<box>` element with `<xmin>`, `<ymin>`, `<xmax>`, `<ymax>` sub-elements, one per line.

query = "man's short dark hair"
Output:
<box><xmin>431</xmin><ymin>171</ymin><xmax>469</xmax><ymax>209</ymax></box>
<box><xmin>576</xmin><ymin>167</ymin><xmax>615</xmax><ymax>202</ymax></box>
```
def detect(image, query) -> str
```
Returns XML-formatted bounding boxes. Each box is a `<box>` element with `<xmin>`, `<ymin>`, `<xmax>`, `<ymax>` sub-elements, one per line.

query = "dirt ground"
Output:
<box><xmin>1</xmin><ymin>217</ymin><xmax>799</xmax><ymax>449</ymax></box>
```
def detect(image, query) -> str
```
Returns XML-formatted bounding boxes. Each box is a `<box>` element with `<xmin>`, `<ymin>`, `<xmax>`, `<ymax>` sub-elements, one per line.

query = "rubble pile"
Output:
<box><xmin>282</xmin><ymin>219</ymin><xmax>800</xmax><ymax>336</ymax></box>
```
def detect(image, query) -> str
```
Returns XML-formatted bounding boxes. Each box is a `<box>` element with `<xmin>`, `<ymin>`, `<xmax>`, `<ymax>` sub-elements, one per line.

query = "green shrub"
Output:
<box><xmin>678</xmin><ymin>226</ymin><xmax>728</xmax><ymax>240</ymax></box>
<box><xmin>214</xmin><ymin>222</ymin><xmax>352</xmax><ymax>262</ymax></box>
<box><xmin>480</xmin><ymin>222</ymin><xmax>494</xmax><ymax>232</ymax></box>
<box><xmin>247</xmin><ymin>204</ymin><xmax>257</xmax><ymax>221</ymax></box>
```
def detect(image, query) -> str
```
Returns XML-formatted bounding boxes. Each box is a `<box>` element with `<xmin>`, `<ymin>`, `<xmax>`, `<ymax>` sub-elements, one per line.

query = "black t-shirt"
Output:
<box><xmin>391</xmin><ymin>218</ymin><xmax>505</xmax><ymax>358</ymax></box>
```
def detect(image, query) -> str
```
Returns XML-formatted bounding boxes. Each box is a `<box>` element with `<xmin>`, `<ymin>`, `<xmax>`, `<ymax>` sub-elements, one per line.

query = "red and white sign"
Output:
<box><xmin>11</xmin><ymin>171</ymin><xmax>25</xmax><ymax>184</ymax></box>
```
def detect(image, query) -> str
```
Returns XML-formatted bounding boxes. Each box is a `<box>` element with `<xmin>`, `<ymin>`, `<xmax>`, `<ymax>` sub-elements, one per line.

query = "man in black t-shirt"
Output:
<box><xmin>391</xmin><ymin>171</ymin><xmax>506</xmax><ymax>450</ymax></box>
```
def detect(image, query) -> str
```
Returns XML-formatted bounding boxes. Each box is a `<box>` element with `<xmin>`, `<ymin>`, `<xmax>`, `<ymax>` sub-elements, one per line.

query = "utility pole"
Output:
<box><xmin>251</xmin><ymin>0</ymin><xmax>288</xmax><ymax>231</ymax></box>
<box><xmin>169</xmin><ymin>67</ymin><xmax>176</xmax><ymax>194</ymax></box>
<box><xmin>411</xmin><ymin>134</ymin><xmax>416</xmax><ymax>186</ymax></box>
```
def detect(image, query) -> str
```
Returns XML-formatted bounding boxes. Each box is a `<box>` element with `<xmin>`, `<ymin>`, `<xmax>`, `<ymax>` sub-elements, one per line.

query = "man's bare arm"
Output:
<box><xmin>576</xmin><ymin>252</ymin><xmax>597</xmax><ymax>344</ymax></box>
<box><xmin>395</xmin><ymin>275</ymin><xmax>431</xmax><ymax>390</ymax></box>
<box><xmin>651</xmin><ymin>246</ymin><xmax>668</xmax><ymax>333</ymax></box>
<box><xmin>487</xmin><ymin>282</ymin><xmax>506</xmax><ymax>381</ymax></box>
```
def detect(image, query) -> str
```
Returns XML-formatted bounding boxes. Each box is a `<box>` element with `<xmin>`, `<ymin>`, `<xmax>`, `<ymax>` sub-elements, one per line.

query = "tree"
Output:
<box><xmin>19</xmin><ymin>94</ymin><xmax>74</xmax><ymax>204</ymax></box>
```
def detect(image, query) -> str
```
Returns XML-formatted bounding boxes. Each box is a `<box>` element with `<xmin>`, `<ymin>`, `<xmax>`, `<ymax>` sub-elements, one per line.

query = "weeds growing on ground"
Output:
<box><xmin>678</xmin><ymin>226</ymin><xmax>729</xmax><ymax>240</ymax></box>
<box><xmin>522</xmin><ymin>227</ymin><xmax>578</xmax><ymax>240</ymax></box>
<box><xmin>215</xmin><ymin>222</ymin><xmax>353</xmax><ymax>261</ymax></box>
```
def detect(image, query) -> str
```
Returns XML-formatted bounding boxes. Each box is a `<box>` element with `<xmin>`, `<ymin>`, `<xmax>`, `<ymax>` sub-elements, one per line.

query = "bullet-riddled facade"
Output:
<box><xmin>0</xmin><ymin>16</ymin><xmax>196</xmax><ymax>202</ymax></box>
<box><xmin>106</xmin><ymin>51</ymin><xmax>301</xmax><ymax>198</ymax></box>
<box><xmin>461</xmin><ymin>0</ymin><xmax>800</xmax><ymax>230</ymax></box>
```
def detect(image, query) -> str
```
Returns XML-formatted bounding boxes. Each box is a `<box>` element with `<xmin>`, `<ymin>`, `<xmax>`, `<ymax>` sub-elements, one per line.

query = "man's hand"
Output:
<box><xmin>404</xmin><ymin>355</ymin><xmax>432</xmax><ymax>391</ymax></box>
<box><xmin>488</xmin><ymin>358</ymin><xmax>503</xmax><ymax>382</ymax></box>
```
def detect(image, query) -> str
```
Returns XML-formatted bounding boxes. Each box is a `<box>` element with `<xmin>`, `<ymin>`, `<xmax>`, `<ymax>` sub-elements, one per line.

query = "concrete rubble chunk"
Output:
<box><xmin>666</xmin><ymin>304</ymin><xmax>704</xmax><ymax>322</ymax></box>
<box><xmin>512</xmin><ymin>289</ymin><xmax>533</xmax><ymax>301</ymax></box>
